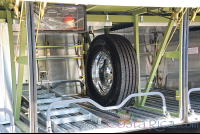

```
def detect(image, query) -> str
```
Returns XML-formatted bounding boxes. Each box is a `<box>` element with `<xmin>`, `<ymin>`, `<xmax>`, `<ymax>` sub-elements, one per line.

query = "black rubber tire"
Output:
<box><xmin>85</xmin><ymin>34</ymin><xmax>139</xmax><ymax>107</ymax></box>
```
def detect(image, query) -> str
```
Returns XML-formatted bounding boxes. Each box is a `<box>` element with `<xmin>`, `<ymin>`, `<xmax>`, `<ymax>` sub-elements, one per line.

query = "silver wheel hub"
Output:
<box><xmin>92</xmin><ymin>51</ymin><xmax>113</xmax><ymax>96</ymax></box>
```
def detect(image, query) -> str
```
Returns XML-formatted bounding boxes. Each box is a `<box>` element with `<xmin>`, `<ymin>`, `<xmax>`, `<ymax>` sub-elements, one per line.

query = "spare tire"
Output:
<box><xmin>85</xmin><ymin>34</ymin><xmax>139</xmax><ymax>107</ymax></box>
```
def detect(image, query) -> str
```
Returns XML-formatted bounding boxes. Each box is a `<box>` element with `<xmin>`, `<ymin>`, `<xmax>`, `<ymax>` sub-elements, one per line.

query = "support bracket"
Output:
<box><xmin>163</xmin><ymin>51</ymin><xmax>179</xmax><ymax>59</ymax></box>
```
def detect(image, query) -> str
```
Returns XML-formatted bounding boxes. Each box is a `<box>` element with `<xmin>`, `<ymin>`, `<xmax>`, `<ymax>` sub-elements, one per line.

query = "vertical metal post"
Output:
<box><xmin>182</xmin><ymin>8</ymin><xmax>189</xmax><ymax>122</ymax></box>
<box><xmin>178</xmin><ymin>13</ymin><xmax>183</xmax><ymax>118</ymax></box>
<box><xmin>15</xmin><ymin>3</ymin><xmax>27</xmax><ymax>121</ymax></box>
<box><xmin>6</xmin><ymin>10</ymin><xmax>17</xmax><ymax>120</ymax></box>
<box><xmin>25</xmin><ymin>2</ymin><xmax>38</xmax><ymax>133</ymax></box>
<box><xmin>85</xmin><ymin>32</ymin><xmax>91</xmax><ymax>45</ymax></box>
<box><xmin>140</xmin><ymin>14</ymin><xmax>175</xmax><ymax>106</ymax></box>
<box><xmin>133</xmin><ymin>14</ymin><xmax>141</xmax><ymax>106</ymax></box>
<box><xmin>104</xmin><ymin>27</ymin><xmax>110</xmax><ymax>34</ymax></box>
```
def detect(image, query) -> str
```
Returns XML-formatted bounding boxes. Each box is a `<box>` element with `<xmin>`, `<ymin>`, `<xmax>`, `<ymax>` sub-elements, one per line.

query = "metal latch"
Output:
<box><xmin>25</xmin><ymin>109</ymin><xmax>40</xmax><ymax>118</ymax></box>
<box><xmin>176</xmin><ymin>90</ymin><xmax>180</xmax><ymax>100</ymax></box>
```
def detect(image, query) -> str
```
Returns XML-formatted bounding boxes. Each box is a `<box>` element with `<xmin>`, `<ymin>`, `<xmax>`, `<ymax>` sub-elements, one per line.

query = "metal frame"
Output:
<box><xmin>0</xmin><ymin>1</ymin><xmax>198</xmax><ymax>132</ymax></box>
<box><xmin>46</xmin><ymin>92</ymin><xmax>170</xmax><ymax>133</ymax></box>
<box><xmin>139</xmin><ymin>14</ymin><xmax>175</xmax><ymax>106</ymax></box>
<box><xmin>178</xmin><ymin>12</ymin><xmax>183</xmax><ymax>118</ymax></box>
<box><xmin>25</xmin><ymin>2</ymin><xmax>38</xmax><ymax>133</ymax></box>
<box><xmin>182</xmin><ymin>8</ymin><xmax>189</xmax><ymax>122</ymax></box>
<box><xmin>0</xmin><ymin>108</ymin><xmax>15</xmax><ymax>133</ymax></box>
<box><xmin>187</xmin><ymin>88</ymin><xmax>200</xmax><ymax>122</ymax></box>
<box><xmin>133</xmin><ymin>13</ymin><xmax>141</xmax><ymax>106</ymax></box>
<box><xmin>131</xmin><ymin>10</ymin><xmax>182</xmax><ymax>118</ymax></box>
<box><xmin>188</xmin><ymin>88</ymin><xmax>200</xmax><ymax>112</ymax></box>
<box><xmin>74</xmin><ymin>4</ymin><xmax>189</xmax><ymax>121</ymax></box>
<box><xmin>6</xmin><ymin>8</ymin><xmax>17</xmax><ymax>121</ymax></box>
<box><xmin>15</xmin><ymin>2</ymin><xmax>27</xmax><ymax>121</ymax></box>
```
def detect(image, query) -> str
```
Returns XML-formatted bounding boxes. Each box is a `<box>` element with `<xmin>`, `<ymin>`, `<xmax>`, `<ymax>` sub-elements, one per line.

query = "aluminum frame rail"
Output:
<box><xmin>0</xmin><ymin>108</ymin><xmax>15</xmax><ymax>133</ymax></box>
<box><xmin>182</xmin><ymin>8</ymin><xmax>189</xmax><ymax>122</ymax></box>
<box><xmin>46</xmin><ymin>92</ymin><xmax>169</xmax><ymax>133</ymax></box>
<box><xmin>188</xmin><ymin>88</ymin><xmax>200</xmax><ymax>113</ymax></box>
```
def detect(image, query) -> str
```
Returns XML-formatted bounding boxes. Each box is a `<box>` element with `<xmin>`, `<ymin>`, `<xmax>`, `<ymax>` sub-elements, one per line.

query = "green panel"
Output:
<box><xmin>140</xmin><ymin>106</ymin><xmax>179</xmax><ymax>117</ymax></box>
<box><xmin>163</xmin><ymin>51</ymin><xmax>179</xmax><ymax>59</ymax></box>
<box><xmin>133</xmin><ymin>14</ymin><xmax>141</xmax><ymax>106</ymax></box>
<box><xmin>140</xmin><ymin>14</ymin><xmax>175</xmax><ymax>106</ymax></box>
<box><xmin>87</xmin><ymin>14</ymin><xmax>134</xmax><ymax>22</ymax></box>
<box><xmin>6</xmin><ymin>10</ymin><xmax>17</xmax><ymax>120</ymax></box>
<box><xmin>87</xmin><ymin>15</ymin><xmax>173</xmax><ymax>23</ymax></box>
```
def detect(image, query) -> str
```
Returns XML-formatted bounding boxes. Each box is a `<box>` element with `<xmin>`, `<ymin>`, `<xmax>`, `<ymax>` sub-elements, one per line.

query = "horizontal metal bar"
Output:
<box><xmin>46</xmin><ymin>92</ymin><xmax>169</xmax><ymax>133</ymax></box>
<box><xmin>0</xmin><ymin>108</ymin><xmax>15</xmax><ymax>133</ymax></box>
<box><xmin>0</xmin><ymin>120</ymin><xmax>10</xmax><ymax>125</ymax></box>
<box><xmin>36</xmin><ymin>43</ymin><xmax>79</xmax><ymax>45</ymax></box>
<box><xmin>24</xmin><ymin>92</ymin><xmax>55</xmax><ymax>99</ymax></box>
<box><xmin>36</xmin><ymin>45</ymin><xmax>82</xmax><ymax>48</ymax></box>
<box><xmin>38</xmin><ymin>104</ymin><xmax>70</xmax><ymax>111</ymax></box>
<box><xmin>87</xmin><ymin>21</ymin><xmax>112</xmax><ymax>26</ymax></box>
<box><xmin>43</xmin><ymin>108</ymin><xmax>80</xmax><ymax>116</ymax></box>
<box><xmin>87</xmin><ymin>14</ymin><xmax>200</xmax><ymax>23</ymax></box>
<box><xmin>140</xmin><ymin>106</ymin><xmax>179</xmax><ymax>117</ymax></box>
<box><xmin>140</xmin><ymin>53</ymin><xmax>155</xmax><ymax>56</ymax></box>
<box><xmin>37</xmin><ymin>93</ymin><xmax>55</xmax><ymax>99</ymax></box>
<box><xmin>37</xmin><ymin>97</ymin><xmax>62</xmax><ymax>104</ymax></box>
<box><xmin>37</xmin><ymin>89</ymin><xmax>49</xmax><ymax>94</ymax></box>
<box><xmin>52</xmin><ymin>114</ymin><xmax>91</xmax><ymax>125</ymax></box>
<box><xmin>37</xmin><ymin>79</ymin><xmax>82</xmax><ymax>84</ymax></box>
<box><xmin>188</xmin><ymin>88</ymin><xmax>200</xmax><ymax>111</ymax></box>
<box><xmin>36</xmin><ymin>56</ymin><xmax>82</xmax><ymax>60</ymax></box>
<box><xmin>18</xmin><ymin>55</ymin><xmax>82</xmax><ymax>62</ymax></box>
<box><xmin>139</xmin><ymin>44</ymin><xmax>156</xmax><ymax>46</ymax></box>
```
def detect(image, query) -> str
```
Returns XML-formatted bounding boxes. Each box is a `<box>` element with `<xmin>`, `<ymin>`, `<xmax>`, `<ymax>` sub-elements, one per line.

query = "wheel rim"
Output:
<box><xmin>92</xmin><ymin>51</ymin><xmax>113</xmax><ymax>96</ymax></box>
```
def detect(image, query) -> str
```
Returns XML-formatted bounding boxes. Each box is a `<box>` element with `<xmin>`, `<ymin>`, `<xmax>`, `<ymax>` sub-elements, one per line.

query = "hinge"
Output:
<box><xmin>176</xmin><ymin>90</ymin><xmax>180</xmax><ymax>101</ymax></box>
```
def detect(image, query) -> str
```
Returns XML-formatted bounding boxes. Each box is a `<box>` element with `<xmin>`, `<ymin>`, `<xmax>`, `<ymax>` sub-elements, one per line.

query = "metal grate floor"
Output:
<box><xmin>20</xmin><ymin>88</ymin><xmax>184</xmax><ymax>133</ymax></box>
<box><xmin>146</xmin><ymin>88</ymin><xmax>200</xmax><ymax>115</ymax></box>
<box><xmin>146</xmin><ymin>89</ymin><xmax>179</xmax><ymax>114</ymax></box>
